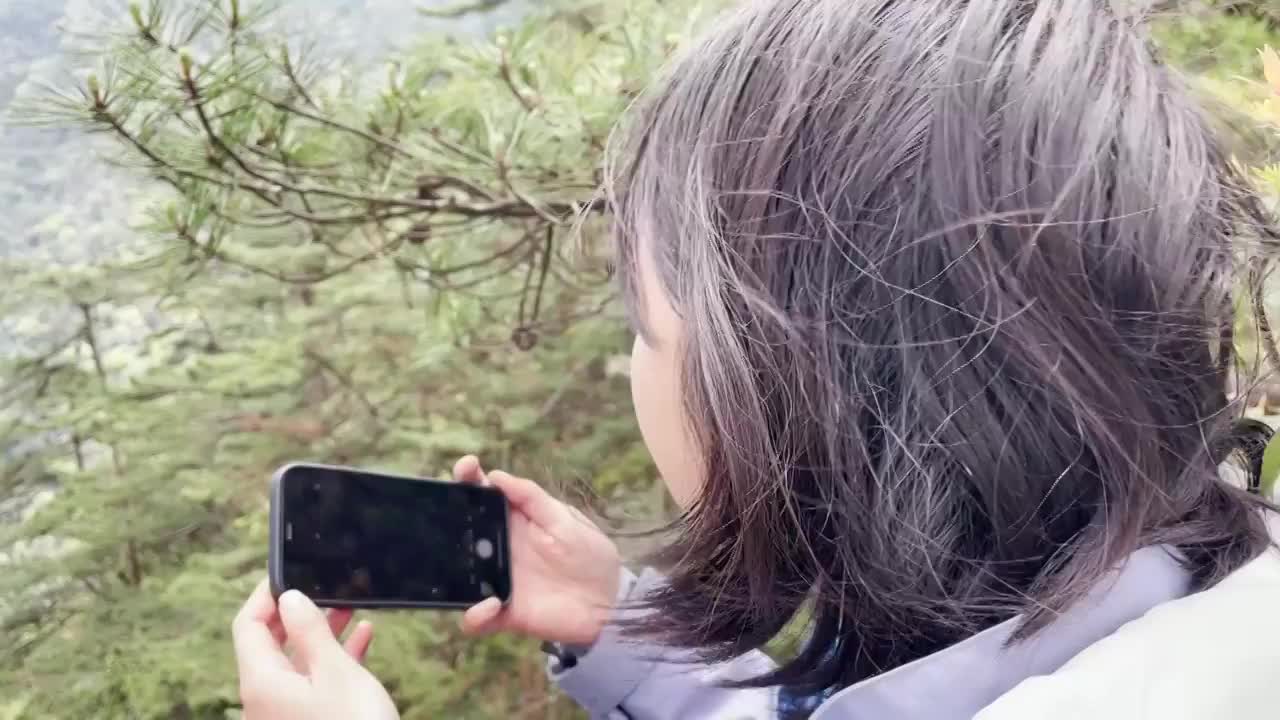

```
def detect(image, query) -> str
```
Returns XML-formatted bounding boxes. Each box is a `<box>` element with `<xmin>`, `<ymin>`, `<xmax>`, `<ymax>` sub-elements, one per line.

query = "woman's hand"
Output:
<box><xmin>232</xmin><ymin>579</ymin><xmax>398</xmax><ymax>720</ymax></box>
<box><xmin>455</xmin><ymin>456</ymin><xmax>622</xmax><ymax>647</ymax></box>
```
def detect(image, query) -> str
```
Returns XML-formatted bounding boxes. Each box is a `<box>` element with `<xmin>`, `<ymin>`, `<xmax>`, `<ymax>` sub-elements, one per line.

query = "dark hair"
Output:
<box><xmin>606</xmin><ymin>0</ymin><xmax>1278</xmax><ymax>699</ymax></box>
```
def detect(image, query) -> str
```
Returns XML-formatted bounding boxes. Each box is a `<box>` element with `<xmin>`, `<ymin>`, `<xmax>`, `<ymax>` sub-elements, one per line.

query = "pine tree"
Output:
<box><xmin>0</xmin><ymin>1</ymin><xmax>714</xmax><ymax>717</ymax></box>
<box><xmin>3</xmin><ymin>1</ymin><xmax>1276</xmax><ymax>719</ymax></box>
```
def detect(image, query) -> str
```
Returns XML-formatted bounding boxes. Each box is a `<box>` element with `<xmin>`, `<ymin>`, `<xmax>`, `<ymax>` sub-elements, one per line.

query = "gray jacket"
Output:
<box><xmin>551</xmin><ymin>533</ymin><xmax>1280</xmax><ymax>719</ymax></box>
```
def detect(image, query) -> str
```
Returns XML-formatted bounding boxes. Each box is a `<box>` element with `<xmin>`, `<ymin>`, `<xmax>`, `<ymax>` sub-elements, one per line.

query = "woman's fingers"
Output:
<box><xmin>278</xmin><ymin>591</ymin><xmax>347</xmax><ymax>672</ymax></box>
<box><xmin>266</xmin><ymin>615</ymin><xmax>287</xmax><ymax>646</ymax></box>
<box><xmin>460</xmin><ymin>597</ymin><xmax>504</xmax><ymax>636</ymax></box>
<box><xmin>488</xmin><ymin>470</ymin><xmax>570</xmax><ymax>531</ymax></box>
<box><xmin>457</xmin><ymin>459</ymin><xmax>574</xmax><ymax>534</ymax></box>
<box><xmin>326</xmin><ymin>608</ymin><xmax>354</xmax><ymax>639</ymax></box>
<box><xmin>565</xmin><ymin>504</ymin><xmax>601</xmax><ymax>531</ymax></box>
<box><xmin>453</xmin><ymin>455</ymin><xmax>488</xmax><ymax>486</ymax></box>
<box><xmin>232</xmin><ymin>579</ymin><xmax>294</xmax><ymax>676</ymax></box>
<box><xmin>276</xmin><ymin>607</ymin><xmax>351</xmax><ymax>673</ymax></box>
<box><xmin>343</xmin><ymin>620</ymin><xmax>374</xmax><ymax>663</ymax></box>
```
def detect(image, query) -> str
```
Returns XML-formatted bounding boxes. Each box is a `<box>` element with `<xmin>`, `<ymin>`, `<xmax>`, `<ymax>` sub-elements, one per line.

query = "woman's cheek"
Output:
<box><xmin>630</xmin><ymin>335</ymin><xmax>702</xmax><ymax>508</ymax></box>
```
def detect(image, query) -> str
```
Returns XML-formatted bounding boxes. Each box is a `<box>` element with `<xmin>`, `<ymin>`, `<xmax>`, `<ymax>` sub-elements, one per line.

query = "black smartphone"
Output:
<box><xmin>269</xmin><ymin>462</ymin><xmax>511</xmax><ymax>609</ymax></box>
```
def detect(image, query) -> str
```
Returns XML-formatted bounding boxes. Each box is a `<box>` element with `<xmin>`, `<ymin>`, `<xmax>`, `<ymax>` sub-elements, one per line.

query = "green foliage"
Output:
<box><xmin>4</xmin><ymin>1</ymin><xmax>1280</xmax><ymax>719</ymax></box>
<box><xmin>1154</xmin><ymin>6</ymin><xmax>1279</xmax><ymax>79</ymax></box>
<box><xmin>0</xmin><ymin>1</ymin><xmax>720</xmax><ymax>717</ymax></box>
<box><xmin>1259</xmin><ymin>430</ymin><xmax>1280</xmax><ymax>497</ymax></box>
<box><xmin>1150</xmin><ymin>7</ymin><xmax>1280</xmax><ymax>442</ymax></box>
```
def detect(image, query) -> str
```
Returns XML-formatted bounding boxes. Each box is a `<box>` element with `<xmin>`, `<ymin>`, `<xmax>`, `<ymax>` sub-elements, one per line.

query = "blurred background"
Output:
<box><xmin>2</xmin><ymin>1</ymin><xmax>1279</xmax><ymax>718</ymax></box>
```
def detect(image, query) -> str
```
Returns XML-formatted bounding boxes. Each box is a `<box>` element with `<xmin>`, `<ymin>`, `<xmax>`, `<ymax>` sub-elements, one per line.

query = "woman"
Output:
<box><xmin>230</xmin><ymin>0</ymin><xmax>1280</xmax><ymax>717</ymax></box>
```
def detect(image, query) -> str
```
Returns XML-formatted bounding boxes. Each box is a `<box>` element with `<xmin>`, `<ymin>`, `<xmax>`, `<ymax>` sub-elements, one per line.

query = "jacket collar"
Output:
<box><xmin>811</xmin><ymin>545</ymin><xmax>1194</xmax><ymax>720</ymax></box>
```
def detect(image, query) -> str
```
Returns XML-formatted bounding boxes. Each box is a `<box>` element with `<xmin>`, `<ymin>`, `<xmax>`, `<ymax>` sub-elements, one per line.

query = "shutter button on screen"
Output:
<box><xmin>475</xmin><ymin>538</ymin><xmax>494</xmax><ymax>560</ymax></box>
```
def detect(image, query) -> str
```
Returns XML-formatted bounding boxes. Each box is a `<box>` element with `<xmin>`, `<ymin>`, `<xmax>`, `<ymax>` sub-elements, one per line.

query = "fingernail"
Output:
<box><xmin>459</xmin><ymin>598</ymin><xmax>493</xmax><ymax>627</ymax></box>
<box><xmin>280</xmin><ymin>590</ymin><xmax>312</xmax><ymax>613</ymax></box>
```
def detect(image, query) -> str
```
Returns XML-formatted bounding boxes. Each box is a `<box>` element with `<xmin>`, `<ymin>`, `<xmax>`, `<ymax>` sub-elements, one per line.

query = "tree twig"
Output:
<box><xmin>419</xmin><ymin>0</ymin><xmax>514</xmax><ymax>19</ymax></box>
<box><xmin>303</xmin><ymin>348</ymin><xmax>382</xmax><ymax>421</ymax></box>
<box><xmin>498</xmin><ymin>47</ymin><xmax>538</xmax><ymax>112</ymax></box>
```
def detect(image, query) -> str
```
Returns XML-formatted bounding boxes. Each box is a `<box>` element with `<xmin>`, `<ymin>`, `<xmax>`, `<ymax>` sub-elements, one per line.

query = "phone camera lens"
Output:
<box><xmin>480</xmin><ymin>581</ymin><xmax>494</xmax><ymax>598</ymax></box>
<box><xmin>474</xmin><ymin>538</ymin><xmax>494</xmax><ymax>560</ymax></box>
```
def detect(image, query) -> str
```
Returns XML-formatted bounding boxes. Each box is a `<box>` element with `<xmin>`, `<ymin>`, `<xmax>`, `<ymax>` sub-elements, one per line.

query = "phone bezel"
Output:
<box><xmin>268</xmin><ymin>461</ymin><xmax>512</xmax><ymax>610</ymax></box>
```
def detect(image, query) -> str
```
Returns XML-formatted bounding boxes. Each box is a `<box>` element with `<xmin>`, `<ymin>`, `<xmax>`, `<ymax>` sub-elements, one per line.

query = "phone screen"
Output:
<box><xmin>272</xmin><ymin>464</ymin><xmax>511</xmax><ymax>607</ymax></box>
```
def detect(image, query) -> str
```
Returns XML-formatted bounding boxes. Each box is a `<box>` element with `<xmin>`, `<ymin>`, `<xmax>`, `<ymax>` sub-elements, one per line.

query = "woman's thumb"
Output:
<box><xmin>460</xmin><ymin>596</ymin><xmax>504</xmax><ymax>636</ymax></box>
<box><xmin>279</xmin><ymin>591</ymin><xmax>344</xmax><ymax>669</ymax></box>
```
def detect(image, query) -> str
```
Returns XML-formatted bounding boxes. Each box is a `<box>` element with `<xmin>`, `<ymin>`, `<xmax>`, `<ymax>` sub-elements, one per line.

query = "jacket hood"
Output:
<box><xmin>976</xmin><ymin>518</ymin><xmax>1280</xmax><ymax>720</ymax></box>
<box><xmin>551</xmin><ymin>515</ymin><xmax>1280</xmax><ymax>720</ymax></box>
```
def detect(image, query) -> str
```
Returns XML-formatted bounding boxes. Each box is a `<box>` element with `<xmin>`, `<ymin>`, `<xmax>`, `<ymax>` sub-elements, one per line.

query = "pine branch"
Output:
<box><xmin>303</xmin><ymin>348</ymin><xmax>382</xmax><ymax>422</ymax></box>
<box><xmin>76</xmin><ymin>304</ymin><xmax>124</xmax><ymax>478</ymax></box>
<box><xmin>7</xmin><ymin>609</ymin><xmax>72</xmax><ymax>663</ymax></box>
<box><xmin>77</xmin><ymin>304</ymin><xmax>109</xmax><ymax>388</ymax></box>
<box><xmin>119</xmin><ymin>382</ymin><xmax>294</xmax><ymax>401</ymax></box>
<box><xmin>124</xmin><ymin>541</ymin><xmax>143</xmax><ymax>586</ymax></box>
<box><xmin>248</xmin><ymin>89</ymin><xmax>414</xmax><ymax>159</ymax></box>
<box><xmin>174</xmin><ymin>223</ymin><xmax>397</xmax><ymax>283</ymax></box>
<box><xmin>498</xmin><ymin>47</ymin><xmax>538</xmax><ymax>112</ymax></box>
<box><xmin>91</xmin><ymin>87</ymin><xmax>589</xmax><ymax>232</ymax></box>
<box><xmin>428</xmin><ymin>227</ymin><xmax>539</xmax><ymax>275</ymax></box>
<box><xmin>279</xmin><ymin>45</ymin><xmax>319</xmax><ymax>109</ymax></box>
<box><xmin>419</xmin><ymin>0</ymin><xmax>513</xmax><ymax>19</ymax></box>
